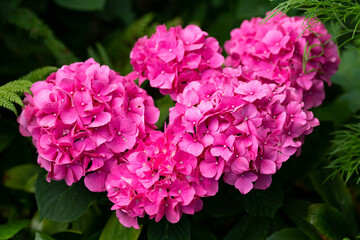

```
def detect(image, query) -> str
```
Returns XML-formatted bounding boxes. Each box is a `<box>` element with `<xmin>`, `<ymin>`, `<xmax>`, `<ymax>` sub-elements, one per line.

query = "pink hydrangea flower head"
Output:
<box><xmin>106</xmin><ymin>126</ymin><xmax>215</xmax><ymax>228</ymax></box>
<box><xmin>130</xmin><ymin>24</ymin><xmax>224</xmax><ymax>100</ymax></box>
<box><xmin>224</xmin><ymin>11</ymin><xmax>339</xmax><ymax>109</ymax></box>
<box><xmin>170</xmin><ymin>66</ymin><xmax>319</xmax><ymax>194</ymax></box>
<box><xmin>18</xmin><ymin>58</ymin><xmax>159</xmax><ymax>191</ymax></box>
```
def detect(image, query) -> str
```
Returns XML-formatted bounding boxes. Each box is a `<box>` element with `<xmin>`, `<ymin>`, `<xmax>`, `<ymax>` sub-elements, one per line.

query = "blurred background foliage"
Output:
<box><xmin>1</xmin><ymin>0</ymin><xmax>360</xmax><ymax>239</ymax></box>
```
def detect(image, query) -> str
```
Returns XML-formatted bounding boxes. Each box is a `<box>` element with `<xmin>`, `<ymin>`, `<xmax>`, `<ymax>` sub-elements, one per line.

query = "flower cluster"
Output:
<box><xmin>18</xmin><ymin>58</ymin><xmax>159</xmax><ymax>191</ymax></box>
<box><xmin>224</xmin><ymin>12</ymin><xmax>340</xmax><ymax>109</ymax></box>
<box><xmin>106</xmin><ymin>127</ymin><xmax>217</xmax><ymax>229</ymax></box>
<box><xmin>170</xmin><ymin>68</ymin><xmax>319</xmax><ymax>194</ymax></box>
<box><xmin>18</xmin><ymin>11</ymin><xmax>339</xmax><ymax>229</ymax></box>
<box><xmin>129</xmin><ymin>24</ymin><xmax>224</xmax><ymax>100</ymax></box>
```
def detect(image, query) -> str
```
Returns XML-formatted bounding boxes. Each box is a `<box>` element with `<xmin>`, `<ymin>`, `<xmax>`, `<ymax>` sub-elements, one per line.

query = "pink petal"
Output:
<box><xmin>199</xmin><ymin>161</ymin><xmax>217</xmax><ymax>178</ymax></box>
<box><xmin>88</xmin><ymin>112</ymin><xmax>112</xmax><ymax>128</ymax></box>
<box><xmin>84</xmin><ymin>171</ymin><xmax>107</xmax><ymax>192</ymax></box>
<box><xmin>260</xmin><ymin>159</ymin><xmax>276</xmax><ymax>174</ymax></box>
<box><xmin>116</xmin><ymin>210</ymin><xmax>140</xmax><ymax>229</ymax></box>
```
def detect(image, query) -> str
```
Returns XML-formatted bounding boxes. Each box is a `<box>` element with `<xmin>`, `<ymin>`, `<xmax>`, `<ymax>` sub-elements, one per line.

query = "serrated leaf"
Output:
<box><xmin>19</xmin><ymin>66</ymin><xmax>58</xmax><ymax>83</ymax></box>
<box><xmin>4</xmin><ymin>163</ymin><xmax>40</xmax><ymax>193</ymax></box>
<box><xmin>266</xmin><ymin>228</ymin><xmax>310</xmax><ymax>240</ymax></box>
<box><xmin>239</xmin><ymin>182</ymin><xmax>283</xmax><ymax>217</ymax></box>
<box><xmin>52</xmin><ymin>0</ymin><xmax>106</xmax><ymax>11</ymax></box>
<box><xmin>148</xmin><ymin>216</ymin><xmax>190</xmax><ymax>240</ymax></box>
<box><xmin>224</xmin><ymin>215</ymin><xmax>270</xmax><ymax>240</ymax></box>
<box><xmin>0</xmin><ymin>220</ymin><xmax>30</xmax><ymax>240</ymax></box>
<box><xmin>99</xmin><ymin>213</ymin><xmax>141</xmax><ymax>240</ymax></box>
<box><xmin>35</xmin><ymin>171</ymin><xmax>98</xmax><ymax>222</ymax></box>
<box><xmin>35</xmin><ymin>232</ymin><xmax>55</xmax><ymax>240</ymax></box>
<box><xmin>155</xmin><ymin>95</ymin><xmax>174</xmax><ymax>128</ymax></box>
<box><xmin>307</xmin><ymin>204</ymin><xmax>356</xmax><ymax>240</ymax></box>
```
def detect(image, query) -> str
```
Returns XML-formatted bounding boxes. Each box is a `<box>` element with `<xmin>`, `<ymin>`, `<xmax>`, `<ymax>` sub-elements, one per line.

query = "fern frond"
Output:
<box><xmin>266</xmin><ymin>0</ymin><xmax>360</xmax><ymax>46</ymax></box>
<box><xmin>0</xmin><ymin>98</ymin><xmax>18</xmax><ymax>115</ymax></box>
<box><xmin>0</xmin><ymin>66</ymin><xmax>57</xmax><ymax>115</ymax></box>
<box><xmin>18</xmin><ymin>66</ymin><xmax>58</xmax><ymax>83</ymax></box>
<box><xmin>328</xmin><ymin>119</ymin><xmax>360</xmax><ymax>184</ymax></box>
<box><xmin>0</xmin><ymin>80</ymin><xmax>33</xmax><ymax>93</ymax></box>
<box><xmin>0</xmin><ymin>90</ymin><xmax>24</xmax><ymax>107</ymax></box>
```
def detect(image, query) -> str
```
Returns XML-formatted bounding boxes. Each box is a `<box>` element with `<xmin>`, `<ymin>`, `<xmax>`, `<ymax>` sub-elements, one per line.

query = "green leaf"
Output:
<box><xmin>224</xmin><ymin>215</ymin><xmax>270</xmax><ymax>240</ymax></box>
<box><xmin>104</xmin><ymin>0</ymin><xmax>134</xmax><ymax>25</ymax></box>
<box><xmin>19</xmin><ymin>66</ymin><xmax>58</xmax><ymax>83</ymax></box>
<box><xmin>266</xmin><ymin>228</ymin><xmax>310</xmax><ymax>240</ymax></box>
<box><xmin>35</xmin><ymin>232</ymin><xmax>55</xmax><ymax>240</ymax></box>
<box><xmin>235</xmin><ymin>0</ymin><xmax>272</xmax><ymax>19</ymax></box>
<box><xmin>148</xmin><ymin>216</ymin><xmax>190</xmax><ymax>240</ymax></box>
<box><xmin>307</xmin><ymin>204</ymin><xmax>356</xmax><ymax>240</ymax></box>
<box><xmin>31</xmin><ymin>212</ymin><xmax>69</xmax><ymax>236</ymax></box>
<box><xmin>35</xmin><ymin>171</ymin><xmax>98</xmax><ymax>222</ymax></box>
<box><xmin>309</xmin><ymin>169</ymin><xmax>357</xmax><ymax>233</ymax></box>
<box><xmin>4</xmin><ymin>164</ymin><xmax>40</xmax><ymax>193</ymax></box>
<box><xmin>52</xmin><ymin>0</ymin><xmax>106</xmax><ymax>11</ymax></box>
<box><xmin>99</xmin><ymin>213</ymin><xmax>141</xmax><ymax>240</ymax></box>
<box><xmin>155</xmin><ymin>95</ymin><xmax>174</xmax><ymax>128</ymax></box>
<box><xmin>0</xmin><ymin>220</ymin><xmax>30</xmax><ymax>240</ymax></box>
<box><xmin>239</xmin><ymin>182</ymin><xmax>283</xmax><ymax>217</ymax></box>
<box><xmin>332</xmin><ymin>49</ymin><xmax>360</xmax><ymax>112</ymax></box>
<box><xmin>281</xmin><ymin>200</ymin><xmax>322</xmax><ymax>240</ymax></box>
<box><xmin>312</xmin><ymin>97</ymin><xmax>352</xmax><ymax>125</ymax></box>
<box><xmin>71</xmin><ymin>204</ymin><xmax>104</xmax><ymax>237</ymax></box>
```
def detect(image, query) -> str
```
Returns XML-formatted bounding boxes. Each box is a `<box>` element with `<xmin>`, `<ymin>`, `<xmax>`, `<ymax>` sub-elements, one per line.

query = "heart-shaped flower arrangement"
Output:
<box><xmin>18</xmin><ymin>12</ymin><xmax>339</xmax><ymax>229</ymax></box>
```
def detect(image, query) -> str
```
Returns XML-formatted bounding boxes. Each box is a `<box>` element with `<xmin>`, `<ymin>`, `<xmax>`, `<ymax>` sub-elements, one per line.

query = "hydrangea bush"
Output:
<box><xmin>17</xmin><ymin>11</ymin><xmax>340</xmax><ymax>231</ymax></box>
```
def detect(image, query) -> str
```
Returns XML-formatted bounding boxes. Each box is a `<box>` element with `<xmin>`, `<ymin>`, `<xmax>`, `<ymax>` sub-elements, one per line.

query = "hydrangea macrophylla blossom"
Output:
<box><xmin>170</xmin><ymin>68</ymin><xmax>319</xmax><ymax>194</ymax></box>
<box><xmin>129</xmin><ymin>24</ymin><xmax>224</xmax><ymax>100</ymax></box>
<box><xmin>224</xmin><ymin>12</ymin><xmax>340</xmax><ymax>109</ymax></box>
<box><xmin>18</xmin><ymin>58</ymin><xmax>159</xmax><ymax>191</ymax></box>
<box><xmin>106</xmin><ymin>127</ymin><xmax>217</xmax><ymax>229</ymax></box>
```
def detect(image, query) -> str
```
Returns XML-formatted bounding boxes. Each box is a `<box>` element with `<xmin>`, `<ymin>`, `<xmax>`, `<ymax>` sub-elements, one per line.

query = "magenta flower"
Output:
<box><xmin>18</xmin><ymin>58</ymin><xmax>159</xmax><ymax>192</ymax></box>
<box><xmin>170</xmin><ymin>66</ymin><xmax>320</xmax><ymax>195</ymax></box>
<box><xmin>130</xmin><ymin>24</ymin><xmax>224</xmax><ymax>100</ymax></box>
<box><xmin>105</xmin><ymin>127</ymin><xmax>214</xmax><ymax>228</ymax></box>
<box><xmin>224</xmin><ymin>11</ymin><xmax>340</xmax><ymax>109</ymax></box>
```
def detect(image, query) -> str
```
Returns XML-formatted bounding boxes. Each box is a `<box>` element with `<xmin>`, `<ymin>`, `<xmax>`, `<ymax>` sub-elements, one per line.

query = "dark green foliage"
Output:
<box><xmin>147</xmin><ymin>216</ymin><xmax>190</xmax><ymax>240</ymax></box>
<box><xmin>7</xmin><ymin>8</ymin><xmax>79</xmax><ymax>65</ymax></box>
<box><xmin>266</xmin><ymin>228</ymin><xmax>310</xmax><ymax>240</ymax></box>
<box><xmin>35</xmin><ymin>171</ymin><xmax>98</xmax><ymax>222</ymax></box>
<box><xmin>307</xmin><ymin>204</ymin><xmax>356</xmax><ymax>240</ymax></box>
